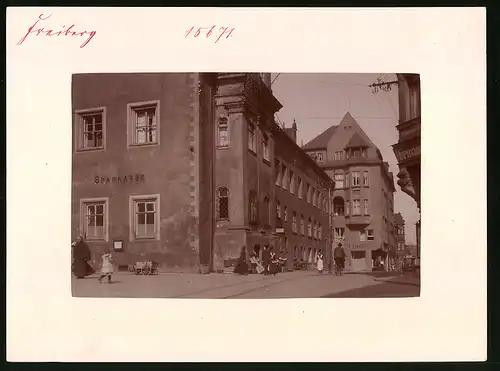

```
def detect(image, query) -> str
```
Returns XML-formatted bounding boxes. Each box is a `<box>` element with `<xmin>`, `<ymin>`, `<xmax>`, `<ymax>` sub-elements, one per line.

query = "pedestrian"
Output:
<box><xmin>316</xmin><ymin>250</ymin><xmax>324</xmax><ymax>274</ymax></box>
<box><xmin>268</xmin><ymin>246</ymin><xmax>279</xmax><ymax>275</ymax></box>
<box><xmin>334</xmin><ymin>243</ymin><xmax>346</xmax><ymax>275</ymax></box>
<box><xmin>72</xmin><ymin>236</ymin><xmax>93</xmax><ymax>279</ymax></box>
<box><xmin>262</xmin><ymin>245</ymin><xmax>270</xmax><ymax>275</ymax></box>
<box><xmin>98</xmin><ymin>248</ymin><xmax>114</xmax><ymax>284</ymax></box>
<box><xmin>233</xmin><ymin>245</ymin><xmax>249</xmax><ymax>275</ymax></box>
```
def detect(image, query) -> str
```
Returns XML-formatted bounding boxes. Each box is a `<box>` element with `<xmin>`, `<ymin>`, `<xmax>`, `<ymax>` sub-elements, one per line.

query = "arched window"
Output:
<box><xmin>249</xmin><ymin>190</ymin><xmax>258</xmax><ymax>224</ymax></box>
<box><xmin>333</xmin><ymin>196</ymin><xmax>345</xmax><ymax>216</ymax></box>
<box><xmin>217</xmin><ymin>116</ymin><xmax>229</xmax><ymax>148</ymax></box>
<box><xmin>300</xmin><ymin>215</ymin><xmax>305</xmax><ymax>235</ymax></box>
<box><xmin>308</xmin><ymin>218</ymin><xmax>312</xmax><ymax>237</ymax></box>
<box><xmin>292</xmin><ymin>212</ymin><xmax>297</xmax><ymax>233</ymax></box>
<box><xmin>216</xmin><ymin>187</ymin><xmax>230</xmax><ymax>220</ymax></box>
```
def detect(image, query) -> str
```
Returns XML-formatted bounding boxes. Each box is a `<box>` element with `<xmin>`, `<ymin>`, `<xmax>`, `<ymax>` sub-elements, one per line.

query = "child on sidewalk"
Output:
<box><xmin>98</xmin><ymin>248</ymin><xmax>114</xmax><ymax>284</ymax></box>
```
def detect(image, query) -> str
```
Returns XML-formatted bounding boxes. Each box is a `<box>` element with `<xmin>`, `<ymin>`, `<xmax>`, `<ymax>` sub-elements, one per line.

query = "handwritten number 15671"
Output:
<box><xmin>185</xmin><ymin>26</ymin><xmax>234</xmax><ymax>43</ymax></box>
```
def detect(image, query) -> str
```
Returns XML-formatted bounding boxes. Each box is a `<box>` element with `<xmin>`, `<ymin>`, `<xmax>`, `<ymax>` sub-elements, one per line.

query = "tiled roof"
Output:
<box><xmin>301</xmin><ymin>125</ymin><xmax>338</xmax><ymax>150</ymax></box>
<box><xmin>344</xmin><ymin>132</ymin><xmax>370</xmax><ymax>149</ymax></box>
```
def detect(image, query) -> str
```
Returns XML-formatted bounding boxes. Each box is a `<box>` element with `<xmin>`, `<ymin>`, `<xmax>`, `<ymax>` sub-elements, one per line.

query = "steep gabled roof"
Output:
<box><xmin>344</xmin><ymin>132</ymin><xmax>370</xmax><ymax>149</ymax></box>
<box><xmin>394</xmin><ymin>212</ymin><xmax>405</xmax><ymax>225</ymax></box>
<box><xmin>301</xmin><ymin>125</ymin><xmax>338</xmax><ymax>150</ymax></box>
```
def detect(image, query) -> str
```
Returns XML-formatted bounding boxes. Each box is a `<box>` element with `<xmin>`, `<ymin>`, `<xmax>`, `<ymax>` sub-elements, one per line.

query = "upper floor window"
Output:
<box><xmin>334</xmin><ymin>172</ymin><xmax>344</xmax><ymax>189</ymax></box>
<box><xmin>333</xmin><ymin>197</ymin><xmax>345</xmax><ymax>216</ymax></box>
<box><xmin>318</xmin><ymin>224</ymin><xmax>322</xmax><ymax>240</ymax></box>
<box><xmin>130</xmin><ymin>195</ymin><xmax>160</xmax><ymax>240</ymax></box>
<box><xmin>317</xmin><ymin>152</ymin><xmax>324</xmax><ymax>162</ymax></box>
<box><xmin>292</xmin><ymin>212</ymin><xmax>297</xmax><ymax>233</ymax></box>
<box><xmin>289</xmin><ymin>171</ymin><xmax>295</xmax><ymax>194</ymax></box>
<box><xmin>262</xmin><ymin>134</ymin><xmax>270</xmax><ymax>162</ymax></box>
<box><xmin>352</xmin><ymin>171</ymin><xmax>361</xmax><ymax>186</ymax></box>
<box><xmin>127</xmin><ymin>101</ymin><xmax>159</xmax><ymax>146</ymax></box>
<box><xmin>249</xmin><ymin>191</ymin><xmax>258</xmax><ymax>224</ymax></box>
<box><xmin>282</xmin><ymin>165</ymin><xmax>289</xmax><ymax>190</ymax></box>
<box><xmin>263</xmin><ymin>196</ymin><xmax>270</xmax><ymax>225</ymax></box>
<box><xmin>275</xmin><ymin>160</ymin><xmax>282</xmax><ymax>186</ymax></box>
<box><xmin>361</xmin><ymin>148</ymin><xmax>367</xmax><ymax>158</ymax></box>
<box><xmin>284</xmin><ymin>206</ymin><xmax>288</xmax><ymax>222</ymax></box>
<box><xmin>216</xmin><ymin>187</ymin><xmax>230</xmax><ymax>220</ymax></box>
<box><xmin>276</xmin><ymin>201</ymin><xmax>281</xmax><ymax>220</ymax></box>
<box><xmin>312</xmin><ymin>189</ymin><xmax>317</xmax><ymax>207</ymax></box>
<box><xmin>217</xmin><ymin>116</ymin><xmax>229</xmax><ymax>148</ymax></box>
<box><xmin>363</xmin><ymin>199</ymin><xmax>369</xmax><ymax>215</ymax></box>
<box><xmin>75</xmin><ymin>108</ymin><xmax>106</xmax><ymax>151</ymax></box>
<box><xmin>300</xmin><ymin>216</ymin><xmax>305</xmax><ymax>235</ymax></box>
<box><xmin>80</xmin><ymin>197</ymin><xmax>108</xmax><ymax>241</ymax></box>
<box><xmin>363</xmin><ymin>171</ymin><xmax>369</xmax><ymax>186</ymax></box>
<box><xmin>352</xmin><ymin>199</ymin><xmax>361</xmax><ymax>215</ymax></box>
<box><xmin>334</xmin><ymin>227</ymin><xmax>345</xmax><ymax>240</ymax></box>
<box><xmin>308</xmin><ymin>218</ymin><xmax>312</xmax><ymax>237</ymax></box>
<box><xmin>334</xmin><ymin>151</ymin><xmax>344</xmax><ymax>161</ymax></box>
<box><xmin>298</xmin><ymin>177</ymin><xmax>303</xmax><ymax>199</ymax></box>
<box><xmin>313</xmin><ymin>222</ymin><xmax>317</xmax><ymax>239</ymax></box>
<box><xmin>306</xmin><ymin>184</ymin><xmax>311</xmax><ymax>203</ymax></box>
<box><xmin>248</xmin><ymin>122</ymin><xmax>257</xmax><ymax>153</ymax></box>
<box><xmin>366</xmin><ymin>229</ymin><xmax>375</xmax><ymax>241</ymax></box>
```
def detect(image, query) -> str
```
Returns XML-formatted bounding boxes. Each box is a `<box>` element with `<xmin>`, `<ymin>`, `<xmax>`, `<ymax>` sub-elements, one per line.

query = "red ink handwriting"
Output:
<box><xmin>185</xmin><ymin>26</ymin><xmax>234</xmax><ymax>43</ymax></box>
<box><xmin>17</xmin><ymin>14</ymin><xmax>97</xmax><ymax>48</ymax></box>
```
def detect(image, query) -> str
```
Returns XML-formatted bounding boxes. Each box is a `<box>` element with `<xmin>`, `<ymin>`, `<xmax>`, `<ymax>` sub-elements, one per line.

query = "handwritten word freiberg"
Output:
<box><xmin>185</xmin><ymin>26</ymin><xmax>234</xmax><ymax>43</ymax></box>
<box><xmin>17</xmin><ymin>14</ymin><xmax>96</xmax><ymax>49</ymax></box>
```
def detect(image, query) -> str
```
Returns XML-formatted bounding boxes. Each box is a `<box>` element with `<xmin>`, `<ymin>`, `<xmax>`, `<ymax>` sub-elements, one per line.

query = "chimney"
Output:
<box><xmin>283</xmin><ymin>119</ymin><xmax>298</xmax><ymax>143</ymax></box>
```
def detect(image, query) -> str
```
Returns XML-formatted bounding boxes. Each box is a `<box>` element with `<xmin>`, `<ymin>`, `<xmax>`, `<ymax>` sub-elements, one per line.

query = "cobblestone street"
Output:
<box><xmin>72</xmin><ymin>270</ymin><xmax>420</xmax><ymax>299</ymax></box>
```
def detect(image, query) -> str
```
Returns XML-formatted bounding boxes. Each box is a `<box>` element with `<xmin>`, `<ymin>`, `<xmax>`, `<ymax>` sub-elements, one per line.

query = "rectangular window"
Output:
<box><xmin>75</xmin><ymin>108</ymin><xmax>106</xmax><ymax>151</ymax></box>
<box><xmin>334</xmin><ymin>173</ymin><xmax>344</xmax><ymax>189</ymax></box>
<box><xmin>130</xmin><ymin>195</ymin><xmax>160</xmax><ymax>240</ymax></box>
<box><xmin>308</xmin><ymin>220</ymin><xmax>312</xmax><ymax>237</ymax></box>
<box><xmin>318</xmin><ymin>225</ymin><xmax>322</xmax><ymax>239</ymax></box>
<box><xmin>292</xmin><ymin>214</ymin><xmax>297</xmax><ymax>233</ymax></box>
<box><xmin>306</xmin><ymin>184</ymin><xmax>311</xmax><ymax>203</ymax></box>
<box><xmin>352</xmin><ymin>199</ymin><xmax>361</xmax><ymax>215</ymax></box>
<box><xmin>334</xmin><ymin>227</ymin><xmax>345</xmax><ymax>240</ymax></box>
<box><xmin>276</xmin><ymin>202</ymin><xmax>281</xmax><ymax>220</ymax></box>
<box><xmin>217</xmin><ymin>116</ymin><xmax>229</xmax><ymax>148</ymax></box>
<box><xmin>363</xmin><ymin>171</ymin><xmax>369</xmax><ymax>186</ymax></box>
<box><xmin>367</xmin><ymin>229</ymin><xmax>374</xmax><ymax>241</ymax></box>
<box><xmin>80</xmin><ymin>198</ymin><xmax>108</xmax><ymax>241</ymax></box>
<box><xmin>298</xmin><ymin>177</ymin><xmax>303</xmax><ymax>199</ymax></box>
<box><xmin>352</xmin><ymin>171</ymin><xmax>360</xmax><ymax>186</ymax></box>
<box><xmin>363</xmin><ymin>199</ymin><xmax>369</xmax><ymax>215</ymax></box>
<box><xmin>289</xmin><ymin>170</ymin><xmax>294</xmax><ymax>194</ymax></box>
<box><xmin>128</xmin><ymin>101</ymin><xmax>159</xmax><ymax>146</ymax></box>
<box><xmin>262</xmin><ymin>135</ymin><xmax>270</xmax><ymax>161</ymax></box>
<box><xmin>282</xmin><ymin>165</ymin><xmax>288</xmax><ymax>190</ymax></box>
<box><xmin>317</xmin><ymin>152</ymin><xmax>324</xmax><ymax>162</ymax></box>
<box><xmin>248</xmin><ymin>123</ymin><xmax>257</xmax><ymax>153</ymax></box>
<box><xmin>275</xmin><ymin>160</ymin><xmax>282</xmax><ymax>186</ymax></box>
<box><xmin>300</xmin><ymin>217</ymin><xmax>305</xmax><ymax>235</ymax></box>
<box><xmin>284</xmin><ymin>207</ymin><xmax>288</xmax><ymax>222</ymax></box>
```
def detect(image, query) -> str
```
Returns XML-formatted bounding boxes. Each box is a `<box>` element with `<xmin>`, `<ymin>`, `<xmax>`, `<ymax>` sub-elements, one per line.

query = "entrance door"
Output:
<box><xmin>351</xmin><ymin>250</ymin><xmax>366</xmax><ymax>271</ymax></box>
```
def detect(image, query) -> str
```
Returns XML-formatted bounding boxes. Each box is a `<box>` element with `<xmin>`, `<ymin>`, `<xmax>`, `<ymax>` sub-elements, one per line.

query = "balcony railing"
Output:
<box><xmin>345</xmin><ymin>214</ymin><xmax>371</xmax><ymax>225</ymax></box>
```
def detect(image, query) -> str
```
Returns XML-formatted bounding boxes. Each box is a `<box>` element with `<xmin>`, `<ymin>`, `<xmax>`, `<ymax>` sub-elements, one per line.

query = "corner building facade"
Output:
<box><xmin>213</xmin><ymin>74</ymin><xmax>332</xmax><ymax>271</ymax></box>
<box><xmin>71</xmin><ymin>73</ymin><xmax>216</xmax><ymax>272</ymax></box>
<box><xmin>303</xmin><ymin>112</ymin><xmax>396</xmax><ymax>272</ymax></box>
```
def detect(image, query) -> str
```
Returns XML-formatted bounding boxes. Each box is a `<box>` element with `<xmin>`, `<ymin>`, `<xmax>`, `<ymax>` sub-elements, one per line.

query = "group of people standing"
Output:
<box><xmin>233</xmin><ymin>245</ymin><xmax>329</xmax><ymax>275</ymax></box>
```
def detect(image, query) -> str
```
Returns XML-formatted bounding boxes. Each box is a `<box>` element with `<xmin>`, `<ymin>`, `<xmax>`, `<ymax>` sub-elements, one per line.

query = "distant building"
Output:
<box><xmin>394</xmin><ymin>212</ymin><xmax>406</xmax><ymax>257</ymax></box>
<box><xmin>303</xmin><ymin>112</ymin><xmax>397</xmax><ymax>272</ymax></box>
<box><xmin>213</xmin><ymin>73</ymin><xmax>332</xmax><ymax>271</ymax></box>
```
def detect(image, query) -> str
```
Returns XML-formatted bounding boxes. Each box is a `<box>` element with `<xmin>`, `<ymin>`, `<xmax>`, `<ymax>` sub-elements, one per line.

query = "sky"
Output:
<box><xmin>270</xmin><ymin>73</ymin><xmax>419</xmax><ymax>244</ymax></box>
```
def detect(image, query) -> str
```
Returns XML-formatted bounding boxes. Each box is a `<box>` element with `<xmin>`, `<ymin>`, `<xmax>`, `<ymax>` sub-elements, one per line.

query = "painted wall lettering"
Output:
<box><xmin>94</xmin><ymin>174</ymin><xmax>145</xmax><ymax>184</ymax></box>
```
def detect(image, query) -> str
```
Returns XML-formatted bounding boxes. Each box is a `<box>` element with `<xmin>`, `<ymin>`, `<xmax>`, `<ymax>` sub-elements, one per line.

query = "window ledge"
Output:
<box><xmin>76</xmin><ymin>147</ymin><xmax>105</xmax><ymax>153</ymax></box>
<box><xmin>248</xmin><ymin>149</ymin><xmax>257</xmax><ymax>156</ymax></box>
<box><xmin>129</xmin><ymin>142</ymin><xmax>159</xmax><ymax>148</ymax></box>
<box><xmin>263</xmin><ymin>159</ymin><xmax>271</xmax><ymax>166</ymax></box>
<box><xmin>217</xmin><ymin>146</ymin><xmax>230</xmax><ymax>150</ymax></box>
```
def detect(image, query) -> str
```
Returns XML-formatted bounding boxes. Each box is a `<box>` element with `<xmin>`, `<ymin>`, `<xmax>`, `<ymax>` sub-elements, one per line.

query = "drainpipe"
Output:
<box><xmin>327</xmin><ymin>184</ymin><xmax>333</xmax><ymax>273</ymax></box>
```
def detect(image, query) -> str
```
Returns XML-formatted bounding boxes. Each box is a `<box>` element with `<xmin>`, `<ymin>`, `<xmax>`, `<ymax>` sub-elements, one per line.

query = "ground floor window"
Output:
<box><xmin>130</xmin><ymin>194</ymin><xmax>160</xmax><ymax>240</ymax></box>
<box><xmin>80</xmin><ymin>197</ymin><xmax>109</xmax><ymax>241</ymax></box>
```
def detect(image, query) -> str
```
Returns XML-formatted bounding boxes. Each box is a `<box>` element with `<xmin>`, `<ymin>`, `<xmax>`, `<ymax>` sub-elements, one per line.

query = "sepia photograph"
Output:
<box><xmin>70</xmin><ymin>72</ymin><xmax>421</xmax><ymax>299</ymax></box>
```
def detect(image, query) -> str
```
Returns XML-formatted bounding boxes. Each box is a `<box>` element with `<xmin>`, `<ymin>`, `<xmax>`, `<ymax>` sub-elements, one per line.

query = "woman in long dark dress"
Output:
<box><xmin>268</xmin><ymin>246</ymin><xmax>279</xmax><ymax>275</ymax></box>
<box><xmin>72</xmin><ymin>236</ymin><xmax>92</xmax><ymax>279</ymax></box>
<box><xmin>233</xmin><ymin>246</ymin><xmax>249</xmax><ymax>275</ymax></box>
<box><xmin>262</xmin><ymin>245</ymin><xmax>270</xmax><ymax>275</ymax></box>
